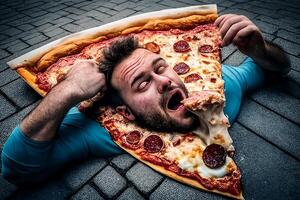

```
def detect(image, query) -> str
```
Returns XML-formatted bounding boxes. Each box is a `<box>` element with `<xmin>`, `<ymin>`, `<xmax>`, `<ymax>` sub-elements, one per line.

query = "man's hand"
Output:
<box><xmin>215</xmin><ymin>14</ymin><xmax>290</xmax><ymax>73</ymax></box>
<box><xmin>215</xmin><ymin>14</ymin><xmax>266</xmax><ymax>58</ymax></box>
<box><xmin>62</xmin><ymin>60</ymin><xmax>106</xmax><ymax>102</ymax></box>
<box><xmin>21</xmin><ymin>60</ymin><xmax>106</xmax><ymax>141</ymax></box>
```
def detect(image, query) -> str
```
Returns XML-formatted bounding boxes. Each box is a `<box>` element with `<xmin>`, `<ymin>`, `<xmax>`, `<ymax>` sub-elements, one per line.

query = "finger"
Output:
<box><xmin>222</xmin><ymin>21</ymin><xmax>252</xmax><ymax>46</ymax></box>
<box><xmin>215</xmin><ymin>14</ymin><xmax>228</xmax><ymax>26</ymax></box>
<box><xmin>217</xmin><ymin>14</ymin><xmax>236</xmax><ymax>29</ymax></box>
<box><xmin>219</xmin><ymin>14</ymin><xmax>241</xmax><ymax>29</ymax></box>
<box><xmin>232</xmin><ymin>24</ymin><xmax>260</xmax><ymax>47</ymax></box>
<box><xmin>219</xmin><ymin>15</ymin><xmax>248</xmax><ymax>38</ymax></box>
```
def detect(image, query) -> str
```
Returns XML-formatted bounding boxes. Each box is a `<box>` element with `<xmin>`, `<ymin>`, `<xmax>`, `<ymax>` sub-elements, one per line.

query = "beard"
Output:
<box><xmin>131</xmin><ymin>107</ymin><xmax>199</xmax><ymax>132</ymax></box>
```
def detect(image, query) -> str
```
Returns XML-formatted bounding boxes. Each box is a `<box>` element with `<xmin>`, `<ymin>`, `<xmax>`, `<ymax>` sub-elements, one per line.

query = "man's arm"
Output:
<box><xmin>215</xmin><ymin>14</ymin><xmax>291</xmax><ymax>74</ymax></box>
<box><xmin>21</xmin><ymin>60</ymin><xmax>106</xmax><ymax>141</ymax></box>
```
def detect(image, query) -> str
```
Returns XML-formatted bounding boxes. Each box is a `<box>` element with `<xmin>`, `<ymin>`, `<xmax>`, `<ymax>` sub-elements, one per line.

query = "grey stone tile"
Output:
<box><xmin>6</xmin><ymin>40</ymin><xmax>29</xmax><ymax>54</ymax></box>
<box><xmin>223</xmin><ymin>50</ymin><xmax>247</xmax><ymax>66</ymax></box>
<box><xmin>126</xmin><ymin>162</ymin><xmax>163</xmax><ymax>194</ymax></box>
<box><xmin>0</xmin><ymin>175</ymin><xmax>17</xmax><ymax>199</ymax></box>
<box><xmin>262</xmin><ymin>32</ymin><xmax>275</xmax><ymax>42</ymax></box>
<box><xmin>18</xmin><ymin>23</ymin><xmax>35</xmax><ymax>32</ymax></box>
<box><xmin>35</xmin><ymin>23</ymin><xmax>54</xmax><ymax>32</ymax></box>
<box><xmin>220</xmin><ymin>7</ymin><xmax>258</xmax><ymax>19</ymax></box>
<box><xmin>255</xmin><ymin>15</ymin><xmax>299</xmax><ymax>33</ymax></box>
<box><xmin>63</xmin><ymin>7</ymin><xmax>86</xmax><ymax>15</ymax></box>
<box><xmin>13</xmin><ymin>179</ymin><xmax>71</xmax><ymax>200</ymax></box>
<box><xmin>237</xmin><ymin>99</ymin><xmax>300</xmax><ymax>159</ymax></box>
<box><xmin>0</xmin><ymin>68</ymin><xmax>19</xmax><ymax>87</ymax></box>
<box><xmin>159</xmin><ymin>0</ymin><xmax>189</xmax><ymax>8</ymax></box>
<box><xmin>0</xmin><ymin>94</ymin><xmax>17</xmax><ymax>121</ymax></box>
<box><xmin>230</xmin><ymin>123</ymin><xmax>300</xmax><ymax>200</ymax></box>
<box><xmin>24</xmin><ymin>33</ymin><xmax>49</xmax><ymax>46</ymax></box>
<box><xmin>117</xmin><ymin>187</ymin><xmax>145</xmax><ymax>200</ymax></box>
<box><xmin>0</xmin><ymin>102</ymin><xmax>38</xmax><ymax>149</ymax></box>
<box><xmin>64</xmin><ymin>158</ymin><xmax>107</xmax><ymax>190</ymax></box>
<box><xmin>289</xmin><ymin>55</ymin><xmax>300</xmax><ymax>72</ymax></box>
<box><xmin>3</xmin><ymin>27</ymin><xmax>22</xmax><ymax>37</ymax></box>
<box><xmin>44</xmin><ymin>27</ymin><xmax>68</xmax><ymax>38</ymax></box>
<box><xmin>0</xmin><ymin>49</ymin><xmax>10</xmax><ymax>60</ymax></box>
<box><xmin>93</xmin><ymin>165</ymin><xmax>127</xmax><ymax>198</ymax></box>
<box><xmin>61</xmin><ymin>23</ymin><xmax>84</xmax><ymax>33</ymax></box>
<box><xmin>1</xmin><ymin>78</ymin><xmax>40</xmax><ymax>108</ymax></box>
<box><xmin>111</xmin><ymin>154</ymin><xmax>136</xmax><ymax>171</ymax></box>
<box><xmin>150</xmin><ymin>178</ymin><xmax>227</xmax><ymax>200</ymax></box>
<box><xmin>253</xmin><ymin>19</ymin><xmax>278</xmax><ymax>34</ymax></box>
<box><xmin>273</xmin><ymin>38</ymin><xmax>300</xmax><ymax>56</ymax></box>
<box><xmin>277</xmin><ymin>30</ymin><xmax>300</xmax><ymax>45</ymax></box>
<box><xmin>287</xmin><ymin>69</ymin><xmax>300</xmax><ymax>84</ymax></box>
<box><xmin>221</xmin><ymin>45</ymin><xmax>236</xmax><ymax>61</ymax></box>
<box><xmin>251</xmin><ymin>87</ymin><xmax>300</xmax><ymax>125</ymax></box>
<box><xmin>47</xmin><ymin>4</ymin><xmax>68</xmax><ymax>13</ymax></box>
<box><xmin>71</xmin><ymin>185</ymin><xmax>104</xmax><ymax>200</ymax></box>
<box><xmin>52</xmin><ymin>17</ymin><xmax>74</xmax><ymax>26</ymax></box>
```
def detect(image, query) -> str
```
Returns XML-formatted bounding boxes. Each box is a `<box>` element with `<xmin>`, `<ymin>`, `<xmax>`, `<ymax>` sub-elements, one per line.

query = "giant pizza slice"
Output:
<box><xmin>7</xmin><ymin>5</ymin><xmax>243</xmax><ymax>199</ymax></box>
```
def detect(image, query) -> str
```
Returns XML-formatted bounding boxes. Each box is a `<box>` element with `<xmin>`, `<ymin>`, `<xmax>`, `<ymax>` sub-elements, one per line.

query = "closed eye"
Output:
<box><xmin>156</xmin><ymin>65</ymin><xmax>167</xmax><ymax>74</ymax></box>
<box><xmin>138</xmin><ymin>78</ymin><xmax>151</xmax><ymax>91</ymax></box>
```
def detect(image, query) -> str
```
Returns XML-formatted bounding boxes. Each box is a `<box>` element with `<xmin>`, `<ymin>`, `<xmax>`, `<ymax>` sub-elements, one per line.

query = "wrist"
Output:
<box><xmin>251</xmin><ymin>40</ymin><xmax>268</xmax><ymax>60</ymax></box>
<box><xmin>52</xmin><ymin>81</ymin><xmax>80</xmax><ymax>106</ymax></box>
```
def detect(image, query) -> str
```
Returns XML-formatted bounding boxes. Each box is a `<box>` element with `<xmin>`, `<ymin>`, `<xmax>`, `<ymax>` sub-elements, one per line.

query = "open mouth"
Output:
<box><xmin>167</xmin><ymin>90</ymin><xmax>184</xmax><ymax>110</ymax></box>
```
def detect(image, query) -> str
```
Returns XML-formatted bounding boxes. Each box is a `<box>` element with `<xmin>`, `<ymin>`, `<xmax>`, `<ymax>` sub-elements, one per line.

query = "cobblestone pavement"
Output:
<box><xmin>0</xmin><ymin>0</ymin><xmax>300</xmax><ymax>199</ymax></box>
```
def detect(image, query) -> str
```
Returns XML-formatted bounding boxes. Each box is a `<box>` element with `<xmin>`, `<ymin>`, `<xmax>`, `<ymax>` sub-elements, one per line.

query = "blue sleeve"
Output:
<box><xmin>1</xmin><ymin>107</ymin><xmax>122</xmax><ymax>185</ymax></box>
<box><xmin>222</xmin><ymin>57</ymin><xmax>265</xmax><ymax>124</ymax></box>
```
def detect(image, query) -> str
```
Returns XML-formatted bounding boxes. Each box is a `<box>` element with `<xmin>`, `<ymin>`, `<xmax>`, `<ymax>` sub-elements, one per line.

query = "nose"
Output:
<box><xmin>155</xmin><ymin>74</ymin><xmax>172</xmax><ymax>94</ymax></box>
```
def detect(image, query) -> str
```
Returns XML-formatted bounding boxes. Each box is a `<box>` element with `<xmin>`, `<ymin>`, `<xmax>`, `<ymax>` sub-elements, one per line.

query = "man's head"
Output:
<box><xmin>100</xmin><ymin>36</ymin><xmax>198</xmax><ymax>132</ymax></box>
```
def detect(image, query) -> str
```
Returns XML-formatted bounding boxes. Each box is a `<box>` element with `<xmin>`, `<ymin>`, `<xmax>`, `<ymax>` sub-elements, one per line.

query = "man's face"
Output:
<box><xmin>111</xmin><ymin>48</ymin><xmax>197</xmax><ymax>132</ymax></box>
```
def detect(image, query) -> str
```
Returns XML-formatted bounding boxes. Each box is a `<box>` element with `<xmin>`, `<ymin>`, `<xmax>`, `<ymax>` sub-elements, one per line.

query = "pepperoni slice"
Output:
<box><xmin>126</xmin><ymin>130</ymin><xmax>142</xmax><ymax>145</ymax></box>
<box><xmin>173</xmin><ymin>40</ymin><xmax>191</xmax><ymax>53</ymax></box>
<box><xmin>203</xmin><ymin>144</ymin><xmax>226</xmax><ymax>169</ymax></box>
<box><xmin>145</xmin><ymin>42</ymin><xmax>160</xmax><ymax>53</ymax></box>
<box><xmin>184</xmin><ymin>73</ymin><xmax>202</xmax><ymax>83</ymax></box>
<box><xmin>143</xmin><ymin>135</ymin><xmax>164</xmax><ymax>153</ymax></box>
<box><xmin>198</xmin><ymin>45</ymin><xmax>213</xmax><ymax>53</ymax></box>
<box><xmin>173</xmin><ymin>62</ymin><xmax>190</xmax><ymax>75</ymax></box>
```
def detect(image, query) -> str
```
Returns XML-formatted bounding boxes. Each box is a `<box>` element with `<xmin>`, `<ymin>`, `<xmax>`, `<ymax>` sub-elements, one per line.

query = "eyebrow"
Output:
<box><xmin>130</xmin><ymin>57</ymin><xmax>164</xmax><ymax>88</ymax></box>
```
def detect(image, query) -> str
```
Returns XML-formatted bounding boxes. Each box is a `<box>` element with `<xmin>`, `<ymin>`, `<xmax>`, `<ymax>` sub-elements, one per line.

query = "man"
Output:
<box><xmin>1</xmin><ymin>14</ymin><xmax>290</xmax><ymax>185</ymax></box>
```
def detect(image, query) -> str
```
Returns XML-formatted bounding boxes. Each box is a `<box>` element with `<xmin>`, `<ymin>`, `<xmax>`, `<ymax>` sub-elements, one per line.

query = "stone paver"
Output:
<box><xmin>150</xmin><ymin>178</ymin><xmax>226</xmax><ymax>200</ymax></box>
<box><xmin>1</xmin><ymin>79</ymin><xmax>40</xmax><ymax>108</ymax></box>
<box><xmin>0</xmin><ymin>0</ymin><xmax>299</xmax><ymax>199</ymax></box>
<box><xmin>93</xmin><ymin>165</ymin><xmax>127</xmax><ymax>198</ymax></box>
<box><xmin>71</xmin><ymin>185</ymin><xmax>104</xmax><ymax>200</ymax></box>
<box><xmin>117</xmin><ymin>187</ymin><xmax>145</xmax><ymax>200</ymax></box>
<box><xmin>237</xmin><ymin>98</ymin><xmax>300</xmax><ymax>159</ymax></box>
<box><xmin>0</xmin><ymin>93</ymin><xmax>17</xmax><ymax>121</ymax></box>
<box><xmin>111</xmin><ymin>154</ymin><xmax>137</xmax><ymax>172</ymax></box>
<box><xmin>126</xmin><ymin>162</ymin><xmax>164</xmax><ymax>194</ymax></box>
<box><xmin>64</xmin><ymin>158</ymin><xmax>107</xmax><ymax>190</ymax></box>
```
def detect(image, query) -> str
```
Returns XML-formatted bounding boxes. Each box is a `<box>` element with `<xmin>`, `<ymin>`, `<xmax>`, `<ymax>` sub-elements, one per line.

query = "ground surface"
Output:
<box><xmin>0</xmin><ymin>0</ymin><xmax>300</xmax><ymax>199</ymax></box>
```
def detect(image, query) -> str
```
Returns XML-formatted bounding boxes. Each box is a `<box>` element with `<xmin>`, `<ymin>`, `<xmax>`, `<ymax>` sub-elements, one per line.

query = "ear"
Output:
<box><xmin>116</xmin><ymin>105</ymin><xmax>136</xmax><ymax>121</ymax></box>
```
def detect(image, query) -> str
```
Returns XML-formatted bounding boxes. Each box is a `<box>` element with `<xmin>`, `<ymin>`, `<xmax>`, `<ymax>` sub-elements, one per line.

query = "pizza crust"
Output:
<box><xmin>7</xmin><ymin>4</ymin><xmax>217</xmax><ymax>71</ymax></box>
<box><xmin>116</xmin><ymin>142</ymin><xmax>244</xmax><ymax>200</ymax></box>
<box><xmin>16</xmin><ymin>68</ymin><xmax>46</xmax><ymax>96</ymax></box>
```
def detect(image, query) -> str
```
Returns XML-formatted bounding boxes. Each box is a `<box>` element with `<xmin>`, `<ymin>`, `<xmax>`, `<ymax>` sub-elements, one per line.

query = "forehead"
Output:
<box><xmin>111</xmin><ymin>48</ymin><xmax>160</xmax><ymax>87</ymax></box>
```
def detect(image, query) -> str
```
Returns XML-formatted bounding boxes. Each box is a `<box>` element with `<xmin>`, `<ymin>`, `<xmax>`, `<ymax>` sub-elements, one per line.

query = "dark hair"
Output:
<box><xmin>83</xmin><ymin>36</ymin><xmax>140</xmax><ymax>117</ymax></box>
<box><xmin>100</xmin><ymin>36</ymin><xmax>140</xmax><ymax>84</ymax></box>
<box><xmin>100</xmin><ymin>36</ymin><xmax>140</xmax><ymax>107</ymax></box>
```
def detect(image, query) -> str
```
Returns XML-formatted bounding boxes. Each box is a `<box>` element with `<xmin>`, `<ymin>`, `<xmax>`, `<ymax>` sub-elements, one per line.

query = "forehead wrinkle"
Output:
<box><xmin>120</xmin><ymin>54</ymin><xmax>145</xmax><ymax>83</ymax></box>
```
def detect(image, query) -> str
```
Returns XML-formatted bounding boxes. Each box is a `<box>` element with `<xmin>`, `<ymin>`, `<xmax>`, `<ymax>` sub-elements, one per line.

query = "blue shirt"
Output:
<box><xmin>1</xmin><ymin>58</ymin><xmax>264</xmax><ymax>185</ymax></box>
